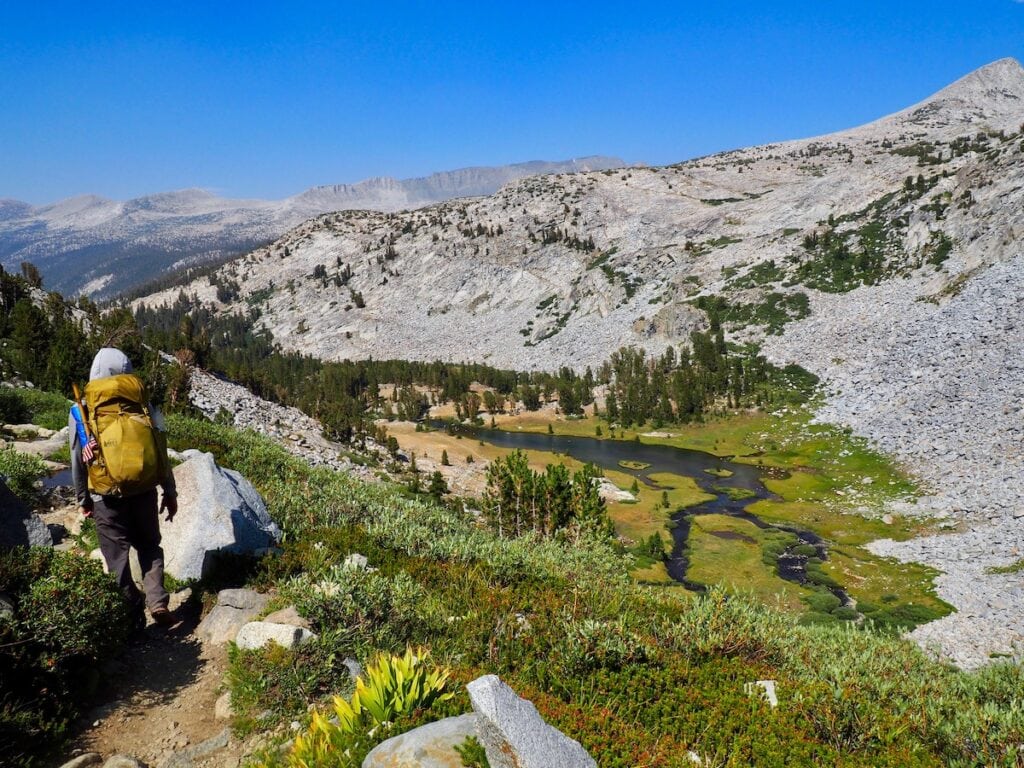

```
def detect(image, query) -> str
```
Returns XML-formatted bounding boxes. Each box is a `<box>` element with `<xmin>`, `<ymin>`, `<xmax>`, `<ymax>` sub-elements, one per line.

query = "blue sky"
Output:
<box><xmin>2</xmin><ymin>1</ymin><xmax>1023</xmax><ymax>203</ymax></box>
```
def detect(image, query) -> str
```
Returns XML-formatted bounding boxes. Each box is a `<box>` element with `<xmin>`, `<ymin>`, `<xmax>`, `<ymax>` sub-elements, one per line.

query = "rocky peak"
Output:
<box><xmin>891</xmin><ymin>57</ymin><xmax>1024</xmax><ymax>132</ymax></box>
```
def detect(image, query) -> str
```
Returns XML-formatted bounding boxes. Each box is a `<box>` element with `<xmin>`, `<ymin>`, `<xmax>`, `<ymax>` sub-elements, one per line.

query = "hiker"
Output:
<box><xmin>70</xmin><ymin>347</ymin><xmax>178</xmax><ymax>629</ymax></box>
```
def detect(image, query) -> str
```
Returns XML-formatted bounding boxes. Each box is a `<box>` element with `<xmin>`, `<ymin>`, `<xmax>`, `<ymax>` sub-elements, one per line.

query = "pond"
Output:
<box><xmin>435</xmin><ymin>421</ymin><xmax>850</xmax><ymax>604</ymax></box>
<box><xmin>41</xmin><ymin>467</ymin><xmax>72</xmax><ymax>490</ymax></box>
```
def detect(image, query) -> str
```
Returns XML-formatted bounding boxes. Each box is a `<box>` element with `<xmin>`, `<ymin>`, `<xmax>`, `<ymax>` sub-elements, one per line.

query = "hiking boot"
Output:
<box><xmin>150</xmin><ymin>607</ymin><xmax>175</xmax><ymax>627</ymax></box>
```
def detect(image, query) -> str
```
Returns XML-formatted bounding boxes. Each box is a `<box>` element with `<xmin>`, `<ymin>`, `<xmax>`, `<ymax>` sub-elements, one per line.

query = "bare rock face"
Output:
<box><xmin>57</xmin><ymin>754</ymin><xmax>103</xmax><ymax>768</ymax></box>
<box><xmin>161</xmin><ymin>451</ymin><xmax>281</xmax><ymax>581</ymax></box>
<box><xmin>467</xmin><ymin>675</ymin><xmax>596</xmax><ymax>768</ymax></box>
<box><xmin>0</xmin><ymin>477</ymin><xmax>51</xmax><ymax>549</ymax></box>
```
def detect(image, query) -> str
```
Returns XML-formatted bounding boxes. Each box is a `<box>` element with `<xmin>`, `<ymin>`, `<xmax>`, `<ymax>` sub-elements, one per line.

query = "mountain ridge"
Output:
<box><xmin>0</xmin><ymin>155</ymin><xmax>625</xmax><ymax>297</ymax></box>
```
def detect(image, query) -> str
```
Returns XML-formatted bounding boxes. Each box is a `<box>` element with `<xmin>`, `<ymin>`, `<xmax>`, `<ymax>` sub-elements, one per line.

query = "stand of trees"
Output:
<box><xmin>600</xmin><ymin>325</ymin><xmax>818</xmax><ymax>428</ymax></box>
<box><xmin>0</xmin><ymin>265</ymin><xmax>163</xmax><ymax>397</ymax></box>
<box><xmin>481</xmin><ymin>450</ymin><xmax>612</xmax><ymax>540</ymax></box>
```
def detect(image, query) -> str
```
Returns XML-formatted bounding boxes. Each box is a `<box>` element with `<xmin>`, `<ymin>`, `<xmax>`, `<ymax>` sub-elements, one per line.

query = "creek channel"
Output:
<box><xmin>437</xmin><ymin>422</ymin><xmax>851</xmax><ymax>604</ymax></box>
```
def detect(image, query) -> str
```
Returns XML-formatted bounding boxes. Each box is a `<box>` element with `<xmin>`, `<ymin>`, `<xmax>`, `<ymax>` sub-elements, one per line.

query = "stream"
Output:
<box><xmin>435</xmin><ymin>421</ymin><xmax>850</xmax><ymax>603</ymax></box>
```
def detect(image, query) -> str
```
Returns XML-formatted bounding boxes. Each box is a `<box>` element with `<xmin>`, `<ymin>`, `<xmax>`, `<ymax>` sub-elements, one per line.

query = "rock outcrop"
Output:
<box><xmin>0</xmin><ymin>477</ymin><xmax>51</xmax><ymax>549</ymax></box>
<box><xmin>195</xmin><ymin>588</ymin><xmax>270</xmax><ymax>645</ymax></box>
<box><xmin>467</xmin><ymin>675</ymin><xmax>596</xmax><ymax>768</ymax></box>
<box><xmin>161</xmin><ymin>451</ymin><xmax>281</xmax><ymax>580</ymax></box>
<box><xmin>186</xmin><ymin>367</ymin><xmax>374</xmax><ymax>479</ymax></box>
<box><xmin>234</xmin><ymin>621</ymin><xmax>316</xmax><ymax>651</ymax></box>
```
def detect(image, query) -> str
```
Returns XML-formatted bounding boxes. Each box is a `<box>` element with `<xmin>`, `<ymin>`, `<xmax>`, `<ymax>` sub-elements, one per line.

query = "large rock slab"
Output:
<box><xmin>362</xmin><ymin>714</ymin><xmax>478</xmax><ymax>768</ymax></box>
<box><xmin>10</xmin><ymin>426</ymin><xmax>68</xmax><ymax>458</ymax></box>
<box><xmin>195</xmin><ymin>588</ymin><xmax>270</xmax><ymax>645</ymax></box>
<box><xmin>467</xmin><ymin>675</ymin><xmax>595</xmax><ymax>768</ymax></box>
<box><xmin>235</xmin><ymin>621</ymin><xmax>316</xmax><ymax>651</ymax></box>
<box><xmin>161</xmin><ymin>451</ymin><xmax>281</xmax><ymax>580</ymax></box>
<box><xmin>0</xmin><ymin>477</ymin><xmax>51</xmax><ymax>549</ymax></box>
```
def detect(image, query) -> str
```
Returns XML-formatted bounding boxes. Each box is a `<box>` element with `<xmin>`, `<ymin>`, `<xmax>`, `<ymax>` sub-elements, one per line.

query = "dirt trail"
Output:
<box><xmin>59</xmin><ymin>601</ymin><xmax>247</xmax><ymax>768</ymax></box>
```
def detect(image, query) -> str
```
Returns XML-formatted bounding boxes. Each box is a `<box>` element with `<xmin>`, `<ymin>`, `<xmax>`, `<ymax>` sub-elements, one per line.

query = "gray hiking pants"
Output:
<box><xmin>93</xmin><ymin>488</ymin><xmax>169</xmax><ymax>613</ymax></box>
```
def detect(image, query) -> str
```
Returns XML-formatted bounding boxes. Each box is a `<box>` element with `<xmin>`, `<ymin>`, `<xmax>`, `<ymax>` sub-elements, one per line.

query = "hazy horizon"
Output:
<box><xmin>2</xmin><ymin>1</ymin><xmax>1023</xmax><ymax>204</ymax></box>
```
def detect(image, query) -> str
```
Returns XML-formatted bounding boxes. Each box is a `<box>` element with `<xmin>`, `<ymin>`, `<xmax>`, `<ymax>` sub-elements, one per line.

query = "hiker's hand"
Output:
<box><xmin>79</xmin><ymin>505</ymin><xmax>92</xmax><ymax>519</ymax></box>
<box><xmin>162</xmin><ymin>496</ymin><xmax>178</xmax><ymax>522</ymax></box>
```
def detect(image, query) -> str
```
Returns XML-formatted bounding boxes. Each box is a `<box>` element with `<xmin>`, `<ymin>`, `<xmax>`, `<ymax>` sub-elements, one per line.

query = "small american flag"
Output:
<box><xmin>82</xmin><ymin>435</ymin><xmax>98</xmax><ymax>463</ymax></box>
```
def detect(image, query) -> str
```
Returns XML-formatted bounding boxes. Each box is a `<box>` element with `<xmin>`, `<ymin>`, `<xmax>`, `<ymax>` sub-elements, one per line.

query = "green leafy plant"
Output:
<box><xmin>0</xmin><ymin>548</ymin><xmax>128</xmax><ymax>766</ymax></box>
<box><xmin>0</xmin><ymin>447</ymin><xmax>47</xmax><ymax>503</ymax></box>
<box><xmin>0</xmin><ymin>389</ymin><xmax>29</xmax><ymax>424</ymax></box>
<box><xmin>281</xmin><ymin>648</ymin><xmax>453</xmax><ymax>768</ymax></box>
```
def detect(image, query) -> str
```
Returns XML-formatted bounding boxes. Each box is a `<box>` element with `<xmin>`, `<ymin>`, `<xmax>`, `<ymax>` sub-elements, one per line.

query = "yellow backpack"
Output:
<box><xmin>83</xmin><ymin>374</ymin><xmax>170</xmax><ymax>497</ymax></box>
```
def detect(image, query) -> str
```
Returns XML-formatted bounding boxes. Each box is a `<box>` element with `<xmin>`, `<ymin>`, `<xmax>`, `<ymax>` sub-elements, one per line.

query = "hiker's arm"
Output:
<box><xmin>68</xmin><ymin>411</ymin><xmax>92</xmax><ymax>513</ymax></box>
<box><xmin>150</xmin><ymin>403</ymin><xmax>177</xmax><ymax>501</ymax></box>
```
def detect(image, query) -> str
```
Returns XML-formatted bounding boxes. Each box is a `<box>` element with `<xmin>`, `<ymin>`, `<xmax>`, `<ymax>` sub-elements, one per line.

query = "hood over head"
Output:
<box><xmin>89</xmin><ymin>348</ymin><xmax>133</xmax><ymax>381</ymax></box>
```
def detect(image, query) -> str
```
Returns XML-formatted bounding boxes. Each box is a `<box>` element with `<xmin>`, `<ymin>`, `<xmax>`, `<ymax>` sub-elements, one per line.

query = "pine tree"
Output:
<box><xmin>441</xmin><ymin>449</ymin><xmax>450</xmax><ymax>466</ymax></box>
<box><xmin>428</xmin><ymin>471</ymin><xmax>448</xmax><ymax>499</ymax></box>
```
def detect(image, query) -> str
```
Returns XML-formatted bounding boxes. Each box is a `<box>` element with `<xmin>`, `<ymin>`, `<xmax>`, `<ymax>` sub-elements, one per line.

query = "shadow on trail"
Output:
<box><xmin>82</xmin><ymin>597</ymin><xmax>206</xmax><ymax>721</ymax></box>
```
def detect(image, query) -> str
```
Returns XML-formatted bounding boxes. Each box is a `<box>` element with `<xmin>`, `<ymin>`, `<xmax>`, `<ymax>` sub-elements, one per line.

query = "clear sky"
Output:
<box><xmin>2</xmin><ymin>1</ymin><xmax>1023</xmax><ymax>204</ymax></box>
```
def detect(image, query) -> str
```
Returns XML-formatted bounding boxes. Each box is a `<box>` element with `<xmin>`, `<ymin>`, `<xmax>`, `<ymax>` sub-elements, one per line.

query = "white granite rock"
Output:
<box><xmin>235</xmin><ymin>621</ymin><xmax>316</xmax><ymax>651</ymax></box>
<box><xmin>467</xmin><ymin>675</ymin><xmax>595</xmax><ymax>768</ymax></box>
<box><xmin>161</xmin><ymin>452</ymin><xmax>281</xmax><ymax>580</ymax></box>
<box><xmin>195</xmin><ymin>588</ymin><xmax>270</xmax><ymax>645</ymax></box>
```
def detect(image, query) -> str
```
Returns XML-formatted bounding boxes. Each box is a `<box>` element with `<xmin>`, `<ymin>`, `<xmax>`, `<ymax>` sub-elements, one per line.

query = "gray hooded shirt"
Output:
<box><xmin>69</xmin><ymin>348</ymin><xmax>177</xmax><ymax>506</ymax></box>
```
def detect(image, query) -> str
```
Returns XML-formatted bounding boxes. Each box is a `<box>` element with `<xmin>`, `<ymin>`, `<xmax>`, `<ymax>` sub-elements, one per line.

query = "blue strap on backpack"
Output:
<box><xmin>70</xmin><ymin>403</ymin><xmax>89</xmax><ymax>448</ymax></box>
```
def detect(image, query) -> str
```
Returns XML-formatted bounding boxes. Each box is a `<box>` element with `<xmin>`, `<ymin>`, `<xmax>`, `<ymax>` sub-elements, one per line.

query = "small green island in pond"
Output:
<box><xmin>618</xmin><ymin>459</ymin><xmax>652</xmax><ymax>470</ymax></box>
<box><xmin>712</xmin><ymin>484</ymin><xmax>757</xmax><ymax>501</ymax></box>
<box><xmin>704</xmin><ymin>467</ymin><xmax>734</xmax><ymax>478</ymax></box>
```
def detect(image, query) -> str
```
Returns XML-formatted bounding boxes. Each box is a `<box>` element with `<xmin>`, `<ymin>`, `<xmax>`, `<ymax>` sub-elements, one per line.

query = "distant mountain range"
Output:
<box><xmin>0</xmin><ymin>156</ymin><xmax>625</xmax><ymax>298</ymax></box>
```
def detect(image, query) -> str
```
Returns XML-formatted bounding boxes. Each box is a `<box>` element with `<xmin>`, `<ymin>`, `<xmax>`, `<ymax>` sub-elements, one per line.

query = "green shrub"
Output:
<box><xmin>831</xmin><ymin>606</ymin><xmax>860</xmax><ymax>621</ymax></box>
<box><xmin>0</xmin><ymin>389</ymin><xmax>29</xmax><ymax>424</ymax></box>
<box><xmin>0</xmin><ymin>548</ymin><xmax>128</xmax><ymax>766</ymax></box>
<box><xmin>0</xmin><ymin>448</ymin><xmax>46</xmax><ymax>503</ymax></box>
<box><xmin>21</xmin><ymin>554</ymin><xmax>129</xmax><ymax>664</ymax></box>
<box><xmin>798</xmin><ymin>611</ymin><xmax>839</xmax><ymax>626</ymax></box>
<box><xmin>283</xmin><ymin>564</ymin><xmax>425</xmax><ymax>651</ymax></box>
<box><xmin>228</xmin><ymin>632</ymin><xmax>358</xmax><ymax>727</ymax></box>
<box><xmin>454</xmin><ymin>735</ymin><xmax>490</xmax><ymax>767</ymax></box>
<box><xmin>658</xmin><ymin>586</ymin><xmax>790</xmax><ymax>664</ymax></box>
<box><xmin>869</xmin><ymin>603</ymin><xmax>946</xmax><ymax>632</ymax></box>
<box><xmin>804</xmin><ymin>591</ymin><xmax>842</xmax><ymax>614</ymax></box>
<box><xmin>554</xmin><ymin>617</ymin><xmax>651</xmax><ymax>674</ymax></box>
<box><xmin>14</xmin><ymin>389</ymin><xmax>70</xmax><ymax>432</ymax></box>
